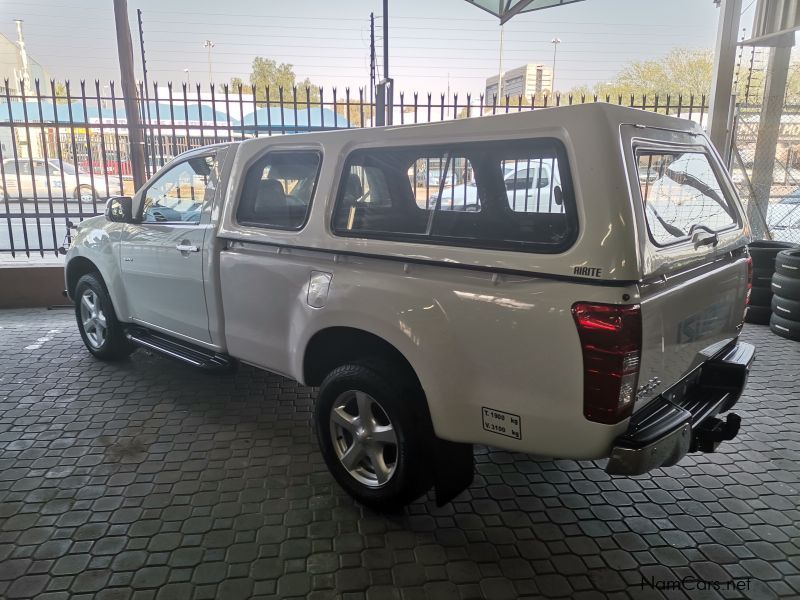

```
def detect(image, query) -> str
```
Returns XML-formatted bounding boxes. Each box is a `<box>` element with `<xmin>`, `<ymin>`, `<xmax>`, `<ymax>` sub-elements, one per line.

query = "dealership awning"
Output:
<box><xmin>464</xmin><ymin>0</ymin><xmax>586</xmax><ymax>24</ymax></box>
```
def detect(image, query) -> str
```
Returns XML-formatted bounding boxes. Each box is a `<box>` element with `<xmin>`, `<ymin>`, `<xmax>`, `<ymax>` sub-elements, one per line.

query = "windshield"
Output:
<box><xmin>50</xmin><ymin>161</ymin><xmax>77</xmax><ymax>175</ymax></box>
<box><xmin>637</xmin><ymin>149</ymin><xmax>737</xmax><ymax>246</ymax></box>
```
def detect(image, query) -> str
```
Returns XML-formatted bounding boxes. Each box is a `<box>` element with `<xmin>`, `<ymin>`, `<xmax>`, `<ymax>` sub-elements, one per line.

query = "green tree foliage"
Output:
<box><xmin>238</xmin><ymin>57</ymin><xmax>320</xmax><ymax>105</ymax></box>
<box><xmin>565</xmin><ymin>48</ymin><xmax>714</xmax><ymax>102</ymax></box>
<box><xmin>228</xmin><ymin>77</ymin><xmax>252</xmax><ymax>95</ymax></box>
<box><xmin>53</xmin><ymin>81</ymin><xmax>69</xmax><ymax>104</ymax></box>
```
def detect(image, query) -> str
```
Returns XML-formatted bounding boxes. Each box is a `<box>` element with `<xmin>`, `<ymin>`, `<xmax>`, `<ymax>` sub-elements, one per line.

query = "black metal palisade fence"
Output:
<box><xmin>0</xmin><ymin>78</ymin><xmax>708</xmax><ymax>259</ymax></box>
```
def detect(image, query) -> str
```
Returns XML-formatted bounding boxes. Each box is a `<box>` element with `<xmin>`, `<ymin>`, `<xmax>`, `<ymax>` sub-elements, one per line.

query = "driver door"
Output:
<box><xmin>120</xmin><ymin>149</ymin><xmax>225</xmax><ymax>344</ymax></box>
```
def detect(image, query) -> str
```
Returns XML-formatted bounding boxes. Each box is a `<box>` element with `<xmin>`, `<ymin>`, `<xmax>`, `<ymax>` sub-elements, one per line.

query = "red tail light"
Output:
<box><xmin>571</xmin><ymin>302</ymin><xmax>642</xmax><ymax>424</ymax></box>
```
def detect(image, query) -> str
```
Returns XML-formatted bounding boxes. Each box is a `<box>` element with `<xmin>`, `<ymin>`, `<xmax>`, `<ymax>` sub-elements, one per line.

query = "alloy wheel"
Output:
<box><xmin>79</xmin><ymin>289</ymin><xmax>107</xmax><ymax>349</ymax></box>
<box><xmin>329</xmin><ymin>390</ymin><xmax>398</xmax><ymax>487</ymax></box>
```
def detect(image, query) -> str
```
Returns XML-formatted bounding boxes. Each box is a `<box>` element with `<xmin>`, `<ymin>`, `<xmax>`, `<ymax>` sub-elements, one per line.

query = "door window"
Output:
<box><xmin>142</xmin><ymin>154</ymin><xmax>218</xmax><ymax>223</ymax></box>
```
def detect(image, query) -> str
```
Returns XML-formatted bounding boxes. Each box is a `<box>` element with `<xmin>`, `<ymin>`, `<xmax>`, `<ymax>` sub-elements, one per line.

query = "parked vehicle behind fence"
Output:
<box><xmin>64</xmin><ymin>104</ymin><xmax>755</xmax><ymax>509</ymax></box>
<box><xmin>1</xmin><ymin>158</ymin><xmax>121</xmax><ymax>201</ymax></box>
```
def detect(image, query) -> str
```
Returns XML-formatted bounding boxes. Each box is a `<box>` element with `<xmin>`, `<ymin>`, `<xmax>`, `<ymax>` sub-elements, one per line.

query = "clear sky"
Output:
<box><xmin>0</xmin><ymin>0</ymin><xmax>759</xmax><ymax>97</ymax></box>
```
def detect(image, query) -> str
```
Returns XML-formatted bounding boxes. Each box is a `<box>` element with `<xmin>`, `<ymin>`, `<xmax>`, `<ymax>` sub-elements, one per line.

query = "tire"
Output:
<box><xmin>745</xmin><ymin>305</ymin><xmax>771</xmax><ymax>325</ymax></box>
<box><xmin>770</xmin><ymin>313</ymin><xmax>800</xmax><ymax>342</ymax></box>
<box><xmin>74</xmin><ymin>184</ymin><xmax>96</xmax><ymax>202</ymax></box>
<box><xmin>752</xmin><ymin>268</ymin><xmax>774</xmax><ymax>287</ymax></box>
<box><xmin>74</xmin><ymin>273</ymin><xmax>133</xmax><ymax>361</ymax></box>
<box><xmin>772</xmin><ymin>295</ymin><xmax>800</xmax><ymax>321</ymax></box>
<box><xmin>314</xmin><ymin>361</ymin><xmax>433</xmax><ymax>510</ymax></box>
<box><xmin>775</xmin><ymin>249</ymin><xmax>800</xmax><ymax>278</ymax></box>
<box><xmin>749</xmin><ymin>240</ymin><xmax>797</xmax><ymax>269</ymax></box>
<box><xmin>771</xmin><ymin>272</ymin><xmax>800</xmax><ymax>300</ymax></box>
<box><xmin>749</xmin><ymin>286</ymin><xmax>773</xmax><ymax>307</ymax></box>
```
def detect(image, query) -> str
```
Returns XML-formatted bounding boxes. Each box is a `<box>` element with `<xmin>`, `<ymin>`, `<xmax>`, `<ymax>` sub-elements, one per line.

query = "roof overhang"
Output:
<box><xmin>739</xmin><ymin>0</ymin><xmax>798</xmax><ymax>47</ymax></box>
<box><xmin>464</xmin><ymin>0</ymin><xmax>586</xmax><ymax>24</ymax></box>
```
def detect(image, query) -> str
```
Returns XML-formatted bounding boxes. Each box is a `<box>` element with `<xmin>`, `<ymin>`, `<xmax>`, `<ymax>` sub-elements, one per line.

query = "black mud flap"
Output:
<box><xmin>433</xmin><ymin>438</ymin><xmax>474</xmax><ymax>506</ymax></box>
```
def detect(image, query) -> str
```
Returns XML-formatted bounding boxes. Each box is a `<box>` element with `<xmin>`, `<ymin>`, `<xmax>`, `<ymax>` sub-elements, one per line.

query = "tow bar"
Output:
<box><xmin>691</xmin><ymin>413</ymin><xmax>741</xmax><ymax>453</ymax></box>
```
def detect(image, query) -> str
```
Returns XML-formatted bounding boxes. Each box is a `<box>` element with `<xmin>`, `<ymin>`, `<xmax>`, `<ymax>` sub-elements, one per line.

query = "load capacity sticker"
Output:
<box><xmin>482</xmin><ymin>407</ymin><xmax>522</xmax><ymax>440</ymax></box>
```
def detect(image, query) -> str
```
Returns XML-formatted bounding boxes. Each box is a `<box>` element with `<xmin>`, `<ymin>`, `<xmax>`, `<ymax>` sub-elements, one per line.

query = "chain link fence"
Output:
<box><xmin>729</xmin><ymin>46</ymin><xmax>800</xmax><ymax>244</ymax></box>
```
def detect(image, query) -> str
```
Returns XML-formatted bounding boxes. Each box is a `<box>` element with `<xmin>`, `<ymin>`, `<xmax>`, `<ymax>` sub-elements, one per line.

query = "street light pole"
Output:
<box><xmin>550</xmin><ymin>37</ymin><xmax>561</xmax><ymax>95</ymax></box>
<box><xmin>497</xmin><ymin>25</ymin><xmax>504</xmax><ymax>101</ymax></box>
<box><xmin>204</xmin><ymin>40</ymin><xmax>215</xmax><ymax>87</ymax></box>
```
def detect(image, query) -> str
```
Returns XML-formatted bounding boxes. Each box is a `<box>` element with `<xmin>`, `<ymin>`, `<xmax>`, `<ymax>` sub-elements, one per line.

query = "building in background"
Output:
<box><xmin>485</xmin><ymin>63</ymin><xmax>552</xmax><ymax>101</ymax></box>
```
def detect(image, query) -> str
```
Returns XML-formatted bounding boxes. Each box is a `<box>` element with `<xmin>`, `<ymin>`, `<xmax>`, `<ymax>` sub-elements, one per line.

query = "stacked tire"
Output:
<box><xmin>770</xmin><ymin>249</ymin><xmax>800</xmax><ymax>341</ymax></box>
<box><xmin>746</xmin><ymin>241</ymin><xmax>797</xmax><ymax>325</ymax></box>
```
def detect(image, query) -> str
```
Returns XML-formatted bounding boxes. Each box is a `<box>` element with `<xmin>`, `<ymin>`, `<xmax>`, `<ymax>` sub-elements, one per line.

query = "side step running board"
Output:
<box><xmin>125</xmin><ymin>327</ymin><xmax>236</xmax><ymax>372</ymax></box>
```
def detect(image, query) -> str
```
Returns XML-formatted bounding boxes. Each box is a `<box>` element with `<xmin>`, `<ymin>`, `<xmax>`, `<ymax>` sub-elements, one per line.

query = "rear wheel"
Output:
<box><xmin>314</xmin><ymin>362</ymin><xmax>433</xmax><ymax>510</ymax></box>
<box><xmin>74</xmin><ymin>273</ymin><xmax>133</xmax><ymax>361</ymax></box>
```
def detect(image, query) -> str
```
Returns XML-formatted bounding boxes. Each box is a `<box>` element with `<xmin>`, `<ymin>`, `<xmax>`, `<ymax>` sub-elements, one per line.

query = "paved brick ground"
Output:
<box><xmin>0</xmin><ymin>308</ymin><xmax>798</xmax><ymax>600</ymax></box>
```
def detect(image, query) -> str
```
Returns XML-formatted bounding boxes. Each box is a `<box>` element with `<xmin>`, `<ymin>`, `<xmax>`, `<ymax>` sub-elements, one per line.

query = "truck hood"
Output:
<box><xmin>77</xmin><ymin>215</ymin><xmax>107</xmax><ymax>231</ymax></box>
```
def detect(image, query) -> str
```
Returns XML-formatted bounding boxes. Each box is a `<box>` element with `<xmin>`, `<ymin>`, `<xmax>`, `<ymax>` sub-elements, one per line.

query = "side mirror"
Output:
<box><xmin>536</xmin><ymin>176</ymin><xmax>550</xmax><ymax>188</ymax></box>
<box><xmin>105</xmin><ymin>196</ymin><xmax>133</xmax><ymax>223</ymax></box>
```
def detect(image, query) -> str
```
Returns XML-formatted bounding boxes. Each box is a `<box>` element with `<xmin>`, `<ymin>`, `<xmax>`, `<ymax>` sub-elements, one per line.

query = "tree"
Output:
<box><xmin>244</xmin><ymin>57</ymin><xmax>320</xmax><ymax>105</ymax></box>
<box><xmin>53</xmin><ymin>81</ymin><xmax>69</xmax><ymax>104</ymax></box>
<box><xmin>565</xmin><ymin>48</ymin><xmax>714</xmax><ymax>102</ymax></box>
<box><xmin>229</xmin><ymin>77</ymin><xmax>252</xmax><ymax>95</ymax></box>
<box><xmin>335</xmin><ymin>96</ymin><xmax>373</xmax><ymax>127</ymax></box>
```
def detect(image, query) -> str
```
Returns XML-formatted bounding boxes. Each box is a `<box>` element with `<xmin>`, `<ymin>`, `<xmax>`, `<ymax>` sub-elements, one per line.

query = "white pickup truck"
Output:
<box><xmin>64</xmin><ymin>104</ymin><xmax>755</xmax><ymax>509</ymax></box>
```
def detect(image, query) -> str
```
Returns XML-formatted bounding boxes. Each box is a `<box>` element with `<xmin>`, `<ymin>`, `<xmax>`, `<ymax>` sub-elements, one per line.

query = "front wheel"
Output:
<box><xmin>74</xmin><ymin>184</ymin><xmax>96</xmax><ymax>202</ymax></box>
<box><xmin>74</xmin><ymin>273</ymin><xmax>133</xmax><ymax>361</ymax></box>
<box><xmin>314</xmin><ymin>362</ymin><xmax>433</xmax><ymax>510</ymax></box>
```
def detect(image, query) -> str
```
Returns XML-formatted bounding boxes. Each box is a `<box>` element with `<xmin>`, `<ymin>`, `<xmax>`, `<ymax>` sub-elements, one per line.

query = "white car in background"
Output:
<box><xmin>0</xmin><ymin>158</ymin><xmax>121</xmax><ymax>201</ymax></box>
<box><xmin>438</xmin><ymin>162</ymin><xmax>563</xmax><ymax>212</ymax></box>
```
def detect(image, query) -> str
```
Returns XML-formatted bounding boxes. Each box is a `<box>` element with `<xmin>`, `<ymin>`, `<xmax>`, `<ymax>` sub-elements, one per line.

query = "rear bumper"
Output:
<box><xmin>606</xmin><ymin>341</ymin><xmax>755</xmax><ymax>476</ymax></box>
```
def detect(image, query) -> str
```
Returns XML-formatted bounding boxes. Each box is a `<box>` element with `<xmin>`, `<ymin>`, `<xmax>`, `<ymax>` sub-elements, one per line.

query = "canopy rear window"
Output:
<box><xmin>636</xmin><ymin>149</ymin><xmax>738</xmax><ymax>246</ymax></box>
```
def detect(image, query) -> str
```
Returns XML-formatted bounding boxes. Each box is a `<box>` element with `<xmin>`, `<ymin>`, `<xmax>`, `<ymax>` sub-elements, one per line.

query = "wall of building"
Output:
<box><xmin>485</xmin><ymin>63</ymin><xmax>553</xmax><ymax>100</ymax></box>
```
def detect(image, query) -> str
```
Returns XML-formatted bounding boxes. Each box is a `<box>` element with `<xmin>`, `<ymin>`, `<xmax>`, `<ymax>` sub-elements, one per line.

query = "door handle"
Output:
<box><xmin>691</xmin><ymin>230</ymin><xmax>718</xmax><ymax>249</ymax></box>
<box><xmin>175</xmin><ymin>243</ymin><xmax>199</xmax><ymax>253</ymax></box>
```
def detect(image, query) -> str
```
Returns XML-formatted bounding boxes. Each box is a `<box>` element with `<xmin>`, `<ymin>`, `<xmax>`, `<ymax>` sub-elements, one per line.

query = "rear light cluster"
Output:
<box><xmin>745</xmin><ymin>256</ymin><xmax>753</xmax><ymax>306</ymax></box>
<box><xmin>571</xmin><ymin>302</ymin><xmax>642</xmax><ymax>425</ymax></box>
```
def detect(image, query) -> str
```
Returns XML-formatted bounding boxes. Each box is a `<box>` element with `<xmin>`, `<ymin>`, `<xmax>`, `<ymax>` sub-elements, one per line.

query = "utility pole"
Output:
<box><xmin>550</xmin><ymin>37</ymin><xmax>561</xmax><ymax>95</ymax></box>
<box><xmin>382</xmin><ymin>0</ymin><xmax>393</xmax><ymax>125</ymax></box>
<box><xmin>369</xmin><ymin>12</ymin><xmax>375</xmax><ymax>115</ymax></box>
<box><xmin>204</xmin><ymin>40</ymin><xmax>215</xmax><ymax>87</ymax></box>
<box><xmin>113</xmin><ymin>0</ymin><xmax>146</xmax><ymax>190</ymax></box>
<box><xmin>14</xmin><ymin>20</ymin><xmax>31</xmax><ymax>96</ymax></box>
<box><xmin>137</xmin><ymin>9</ymin><xmax>153</xmax><ymax>178</ymax></box>
<box><xmin>497</xmin><ymin>25</ymin><xmax>504</xmax><ymax>101</ymax></box>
